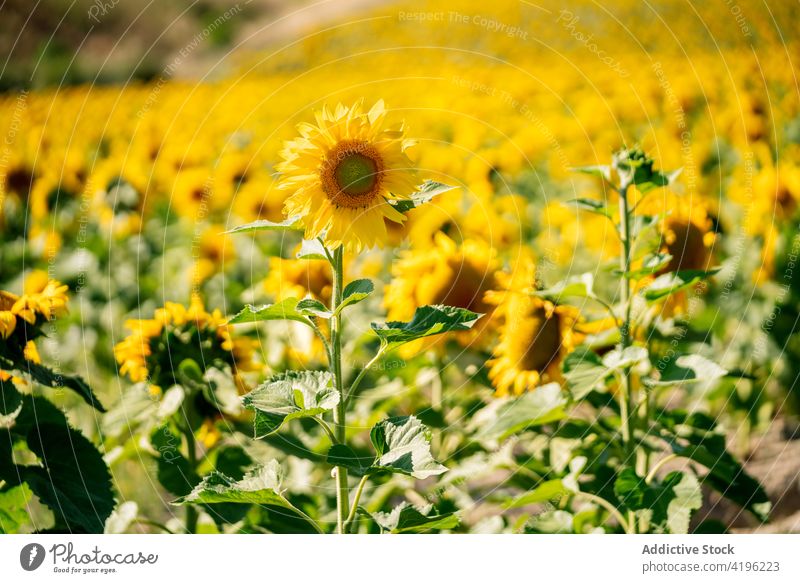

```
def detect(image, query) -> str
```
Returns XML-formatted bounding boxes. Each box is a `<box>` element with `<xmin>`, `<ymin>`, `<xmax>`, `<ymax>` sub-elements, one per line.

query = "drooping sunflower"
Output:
<box><xmin>277</xmin><ymin>100</ymin><xmax>418</xmax><ymax>251</ymax></box>
<box><xmin>487</xmin><ymin>255</ymin><xmax>578</xmax><ymax>396</ymax></box>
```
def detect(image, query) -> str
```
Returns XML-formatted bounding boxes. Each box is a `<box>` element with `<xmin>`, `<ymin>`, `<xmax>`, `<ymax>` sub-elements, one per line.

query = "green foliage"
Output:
<box><xmin>371</xmin><ymin>304</ymin><xmax>482</xmax><ymax>347</ymax></box>
<box><xmin>242</xmin><ymin>371</ymin><xmax>338</xmax><ymax>438</ymax></box>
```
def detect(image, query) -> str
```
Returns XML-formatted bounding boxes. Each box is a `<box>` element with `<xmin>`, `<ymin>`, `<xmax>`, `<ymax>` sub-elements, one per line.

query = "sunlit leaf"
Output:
<box><xmin>642</xmin><ymin>269</ymin><xmax>719</xmax><ymax>301</ymax></box>
<box><xmin>369</xmin><ymin>416</ymin><xmax>446</xmax><ymax>479</ymax></box>
<box><xmin>242</xmin><ymin>371</ymin><xmax>337</xmax><ymax>438</ymax></box>
<box><xmin>225</xmin><ymin>216</ymin><xmax>303</xmax><ymax>234</ymax></box>
<box><xmin>228</xmin><ymin>298</ymin><xmax>313</xmax><ymax>327</ymax></box>
<box><xmin>391</xmin><ymin>180</ymin><xmax>458</xmax><ymax>213</ymax></box>
<box><xmin>371</xmin><ymin>305</ymin><xmax>481</xmax><ymax>347</ymax></box>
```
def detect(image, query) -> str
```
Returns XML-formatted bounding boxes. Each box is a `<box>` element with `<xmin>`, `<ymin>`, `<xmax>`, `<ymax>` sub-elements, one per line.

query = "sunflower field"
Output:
<box><xmin>1</xmin><ymin>0</ymin><xmax>800</xmax><ymax>536</ymax></box>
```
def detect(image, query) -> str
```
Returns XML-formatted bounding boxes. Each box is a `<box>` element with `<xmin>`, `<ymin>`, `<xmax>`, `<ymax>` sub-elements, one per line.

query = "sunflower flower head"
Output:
<box><xmin>115</xmin><ymin>294</ymin><xmax>258</xmax><ymax>392</ymax></box>
<box><xmin>487</xmin><ymin>255</ymin><xmax>578</xmax><ymax>397</ymax></box>
<box><xmin>385</xmin><ymin>232</ymin><xmax>499</xmax><ymax>354</ymax></box>
<box><xmin>277</xmin><ymin>100</ymin><xmax>418</xmax><ymax>252</ymax></box>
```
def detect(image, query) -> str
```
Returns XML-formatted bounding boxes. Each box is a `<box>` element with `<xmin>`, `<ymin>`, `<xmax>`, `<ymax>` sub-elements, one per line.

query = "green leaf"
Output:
<box><xmin>371</xmin><ymin>304</ymin><xmax>481</xmax><ymax>347</ymax></box>
<box><xmin>0</xmin><ymin>484</ymin><xmax>33</xmax><ymax>533</ymax></box>
<box><xmin>296</xmin><ymin>238</ymin><xmax>328</xmax><ymax>260</ymax></box>
<box><xmin>565</xmin><ymin>197</ymin><xmax>611</xmax><ymax>218</ymax></box>
<box><xmin>17</xmin><ymin>361</ymin><xmax>105</xmax><ymax>412</ymax></box>
<box><xmin>572</xmin><ymin>165</ymin><xmax>612</xmax><ymax>181</ymax></box>
<box><xmin>225</xmin><ymin>216</ymin><xmax>302</xmax><ymax>234</ymax></box>
<box><xmin>634</xmin><ymin>168</ymin><xmax>682</xmax><ymax>194</ymax></box>
<box><xmin>176</xmin><ymin>461</ymin><xmax>321</xmax><ymax>532</ymax></box>
<box><xmin>642</xmin><ymin>269</ymin><xmax>719</xmax><ymax>301</ymax></box>
<box><xmin>326</xmin><ymin>444</ymin><xmax>373</xmax><ymax>477</ymax></box>
<box><xmin>652</xmin><ymin>354</ymin><xmax>728</xmax><ymax>386</ymax></box>
<box><xmin>296</xmin><ymin>298</ymin><xmax>331</xmax><ymax>319</ymax></box>
<box><xmin>602</xmin><ymin>346</ymin><xmax>649</xmax><ymax>370</ymax></box>
<box><xmin>562</xmin><ymin>349</ymin><xmax>610</xmax><ymax>400</ymax></box>
<box><xmin>620</xmin><ymin>253</ymin><xmax>672</xmax><ymax>278</ymax></box>
<box><xmin>524</xmin><ymin>509</ymin><xmax>575</xmax><ymax>533</ymax></box>
<box><xmin>658</xmin><ymin>411</ymin><xmax>770</xmax><ymax>522</ymax></box>
<box><xmin>369</xmin><ymin>416</ymin><xmax>446</xmax><ymax>479</ymax></box>
<box><xmin>477</xmin><ymin>383</ymin><xmax>567</xmax><ymax>440</ymax></box>
<box><xmin>0</xmin><ymin>379</ymin><xmax>23</xmax><ymax>428</ymax></box>
<box><xmin>533</xmin><ymin>273</ymin><xmax>595</xmax><ymax>302</ymax></box>
<box><xmin>150</xmin><ymin>424</ymin><xmax>200</xmax><ymax>497</ymax></box>
<box><xmin>335</xmin><ymin>279</ymin><xmax>374</xmax><ymax>315</ymax></box>
<box><xmin>228</xmin><ymin>298</ymin><xmax>313</xmax><ymax>327</ymax></box>
<box><xmin>391</xmin><ymin>180</ymin><xmax>458</xmax><ymax>213</ymax></box>
<box><xmin>614</xmin><ymin>468</ymin><xmax>701</xmax><ymax>534</ymax></box>
<box><xmin>506</xmin><ymin>479</ymin><xmax>568</xmax><ymax>509</ymax></box>
<box><xmin>242</xmin><ymin>371</ymin><xmax>337</xmax><ymax>438</ymax></box>
<box><xmin>23</xmin><ymin>422</ymin><xmax>116</xmax><ymax>533</ymax></box>
<box><xmin>371</xmin><ymin>502</ymin><xmax>459</xmax><ymax>533</ymax></box>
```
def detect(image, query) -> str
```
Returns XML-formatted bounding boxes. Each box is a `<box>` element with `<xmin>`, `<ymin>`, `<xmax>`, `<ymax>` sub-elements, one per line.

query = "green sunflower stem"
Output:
<box><xmin>330</xmin><ymin>246</ymin><xmax>350</xmax><ymax>534</ymax></box>
<box><xmin>617</xmin><ymin>180</ymin><xmax>638</xmax><ymax>534</ymax></box>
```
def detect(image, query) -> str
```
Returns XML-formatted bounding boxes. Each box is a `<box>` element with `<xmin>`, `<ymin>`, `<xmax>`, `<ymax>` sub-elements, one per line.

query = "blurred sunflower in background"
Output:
<box><xmin>487</xmin><ymin>254</ymin><xmax>578</xmax><ymax>396</ymax></box>
<box><xmin>385</xmin><ymin>232</ymin><xmax>499</xmax><ymax>353</ymax></box>
<box><xmin>277</xmin><ymin>100</ymin><xmax>418</xmax><ymax>251</ymax></box>
<box><xmin>114</xmin><ymin>294</ymin><xmax>257</xmax><ymax>394</ymax></box>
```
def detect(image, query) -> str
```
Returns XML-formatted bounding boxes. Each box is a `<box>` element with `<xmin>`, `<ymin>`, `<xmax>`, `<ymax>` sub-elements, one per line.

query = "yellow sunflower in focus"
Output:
<box><xmin>277</xmin><ymin>100</ymin><xmax>418</xmax><ymax>251</ymax></box>
<box><xmin>487</xmin><ymin>255</ymin><xmax>578</xmax><ymax>396</ymax></box>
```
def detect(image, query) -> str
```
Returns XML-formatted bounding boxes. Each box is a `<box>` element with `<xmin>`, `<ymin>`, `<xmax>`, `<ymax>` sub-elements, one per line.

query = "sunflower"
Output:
<box><xmin>0</xmin><ymin>291</ymin><xmax>18</xmax><ymax>339</ymax></box>
<box><xmin>263</xmin><ymin>254</ymin><xmax>333</xmax><ymax>305</ymax></box>
<box><xmin>385</xmin><ymin>232</ymin><xmax>499</xmax><ymax>350</ymax></box>
<box><xmin>487</xmin><ymin>256</ymin><xmax>578</xmax><ymax>396</ymax></box>
<box><xmin>277</xmin><ymin>100</ymin><xmax>418</xmax><ymax>251</ymax></box>
<box><xmin>115</xmin><ymin>295</ymin><xmax>257</xmax><ymax>392</ymax></box>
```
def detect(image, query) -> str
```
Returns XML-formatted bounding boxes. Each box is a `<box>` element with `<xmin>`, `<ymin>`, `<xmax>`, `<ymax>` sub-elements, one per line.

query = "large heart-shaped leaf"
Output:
<box><xmin>23</xmin><ymin>420</ymin><xmax>116</xmax><ymax>533</ymax></box>
<box><xmin>242</xmin><ymin>371</ymin><xmax>337</xmax><ymax>438</ymax></box>
<box><xmin>369</xmin><ymin>416</ymin><xmax>446</xmax><ymax>479</ymax></box>
<box><xmin>371</xmin><ymin>305</ymin><xmax>481</xmax><ymax>347</ymax></box>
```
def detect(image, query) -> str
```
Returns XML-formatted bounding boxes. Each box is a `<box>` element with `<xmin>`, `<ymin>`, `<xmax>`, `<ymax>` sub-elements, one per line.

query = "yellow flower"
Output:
<box><xmin>12</xmin><ymin>279</ymin><xmax>69</xmax><ymax>323</ymax></box>
<box><xmin>385</xmin><ymin>232</ymin><xmax>499</xmax><ymax>351</ymax></box>
<box><xmin>487</xmin><ymin>256</ymin><xmax>578</xmax><ymax>396</ymax></box>
<box><xmin>263</xmin><ymin>254</ymin><xmax>333</xmax><ymax>305</ymax></box>
<box><xmin>635</xmin><ymin>190</ymin><xmax>715</xmax><ymax>274</ymax></box>
<box><xmin>0</xmin><ymin>291</ymin><xmax>18</xmax><ymax>339</ymax></box>
<box><xmin>115</xmin><ymin>295</ymin><xmax>258</xmax><ymax>389</ymax></box>
<box><xmin>277</xmin><ymin>100</ymin><xmax>418</xmax><ymax>251</ymax></box>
